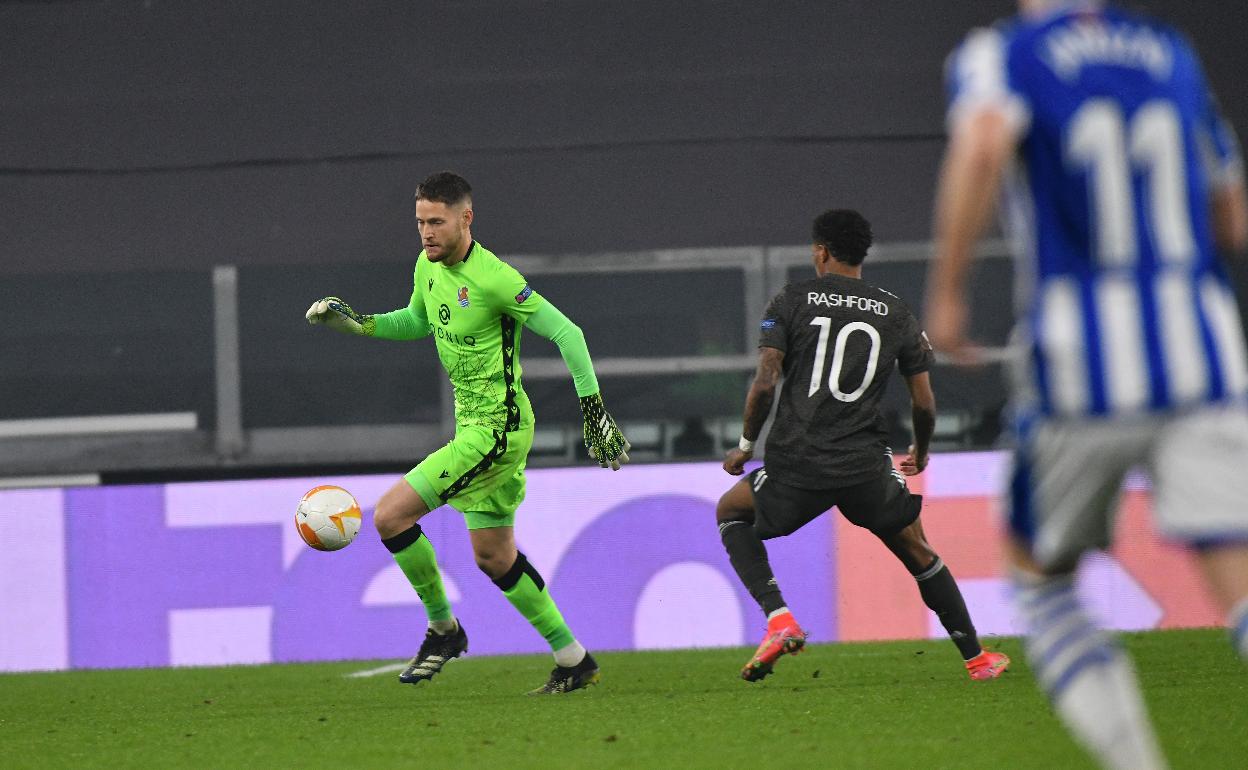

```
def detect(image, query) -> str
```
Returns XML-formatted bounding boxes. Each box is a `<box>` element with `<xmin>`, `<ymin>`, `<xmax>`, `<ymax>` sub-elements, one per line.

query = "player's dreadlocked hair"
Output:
<box><xmin>812</xmin><ymin>209</ymin><xmax>873</xmax><ymax>266</ymax></box>
<box><xmin>415</xmin><ymin>171</ymin><xmax>473</xmax><ymax>206</ymax></box>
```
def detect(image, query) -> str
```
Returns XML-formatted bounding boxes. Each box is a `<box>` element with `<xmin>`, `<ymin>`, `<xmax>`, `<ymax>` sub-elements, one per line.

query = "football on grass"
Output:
<box><xmin>295</xmin><ymin>485</ymin><xmax>362</xmax><ymax>551</ymax></box>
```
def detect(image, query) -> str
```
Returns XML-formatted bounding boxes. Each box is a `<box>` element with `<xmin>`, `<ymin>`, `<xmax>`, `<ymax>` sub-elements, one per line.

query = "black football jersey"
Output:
<box><xmin>758</xmin><ymin>273</ymin><xmax>934</xmax><ymax>489</ymax></box>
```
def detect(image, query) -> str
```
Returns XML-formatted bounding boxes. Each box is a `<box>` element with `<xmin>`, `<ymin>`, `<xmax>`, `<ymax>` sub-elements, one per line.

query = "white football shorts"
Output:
<box><xmin>1007</xmin><ymin>403</ymin><xmax>1248</xmax><ymax>570</ymax></box>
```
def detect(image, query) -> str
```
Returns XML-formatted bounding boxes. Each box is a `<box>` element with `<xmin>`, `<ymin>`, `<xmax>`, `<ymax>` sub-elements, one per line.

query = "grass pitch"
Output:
<box><xmin>2</xmin><ymin>629</ymin><xmax>1244</xmax><ymax>769</ymax></box>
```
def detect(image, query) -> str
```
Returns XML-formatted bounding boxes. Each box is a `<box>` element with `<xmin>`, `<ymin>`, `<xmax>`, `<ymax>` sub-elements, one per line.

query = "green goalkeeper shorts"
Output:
<box><xmin>405</xmin><ymin>423</ymin><xmax>534</xmax><ymax>529</ymax></box>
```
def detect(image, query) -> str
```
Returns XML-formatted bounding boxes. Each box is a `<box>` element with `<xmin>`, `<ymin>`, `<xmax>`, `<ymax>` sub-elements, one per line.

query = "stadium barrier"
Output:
<box><xmin>0</xmin><ymin>453</ymin><xmax>1220</xmax><ymax>672</ymax></box>
<box><xmin>3</xmin><ymin>239</ymin><xmax>1014</xmax><ymax>481</ymax></box>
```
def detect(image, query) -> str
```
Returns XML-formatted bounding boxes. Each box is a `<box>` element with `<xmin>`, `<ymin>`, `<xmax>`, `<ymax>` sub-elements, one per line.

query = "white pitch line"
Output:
<box><xmin>346</xmin><ymin>662</ymin><xmax>406</xmax><ymax>678</ymax></box>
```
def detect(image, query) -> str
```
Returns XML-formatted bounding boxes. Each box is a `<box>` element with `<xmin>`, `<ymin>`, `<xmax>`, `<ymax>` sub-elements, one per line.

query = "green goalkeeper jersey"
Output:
<box><xmin>372</xmin><ymin>241</ymin><xmax>544</xmax><ymax>432</ymax></box>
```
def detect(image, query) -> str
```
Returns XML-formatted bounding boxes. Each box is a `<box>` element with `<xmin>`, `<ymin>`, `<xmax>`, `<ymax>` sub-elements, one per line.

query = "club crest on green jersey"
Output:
<box><xmin>458</xmin><ymin>286</ymin><xmax>470</xmax><ymax>308</ymax></box>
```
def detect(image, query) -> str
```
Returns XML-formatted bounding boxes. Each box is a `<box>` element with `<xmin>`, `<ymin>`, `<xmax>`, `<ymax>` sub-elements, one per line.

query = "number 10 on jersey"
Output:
<box><xmin>808</xmin><ymin>318</ymin><xmax>881</xmax><ymax>402</ymax></box>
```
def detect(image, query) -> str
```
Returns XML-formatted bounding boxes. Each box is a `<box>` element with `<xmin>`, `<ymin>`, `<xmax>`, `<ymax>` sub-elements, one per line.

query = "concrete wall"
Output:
<box><xmin>4</xmin><ymin>1</ymin><xmax>1245</xmax><ymax>275</ymax></box>
<box><xmin>4</xmin><ymin>1</ymin><xmax>1247</xmax><ymax>441</ymax></box>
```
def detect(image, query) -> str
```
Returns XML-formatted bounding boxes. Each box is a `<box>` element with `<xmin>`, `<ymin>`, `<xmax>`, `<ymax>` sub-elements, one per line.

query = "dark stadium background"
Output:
<box><xmin>3</xmin><ymin>0</ymin><xmax>1246</xmax><ymax>477</ymax></box>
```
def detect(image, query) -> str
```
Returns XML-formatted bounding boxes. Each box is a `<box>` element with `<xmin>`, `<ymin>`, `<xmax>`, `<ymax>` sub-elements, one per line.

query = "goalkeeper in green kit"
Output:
<box><xmin>306</xmin><ymin>171</ymin><xmax>629</xmax><ymax>694</ymax></box>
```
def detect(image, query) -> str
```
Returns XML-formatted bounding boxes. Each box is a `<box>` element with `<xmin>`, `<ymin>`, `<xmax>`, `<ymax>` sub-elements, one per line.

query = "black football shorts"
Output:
<box><xmin>746</xmin><ymin>465</ymin><xmax>922</xmax><ymax>540</ymax></box>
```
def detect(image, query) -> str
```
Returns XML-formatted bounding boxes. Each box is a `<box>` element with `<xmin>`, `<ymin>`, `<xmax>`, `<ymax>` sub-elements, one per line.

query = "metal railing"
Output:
<box><xmin>2</xmin><ymin>239</ymin><xmax>1014</xmax><ymax>484</ymax></box>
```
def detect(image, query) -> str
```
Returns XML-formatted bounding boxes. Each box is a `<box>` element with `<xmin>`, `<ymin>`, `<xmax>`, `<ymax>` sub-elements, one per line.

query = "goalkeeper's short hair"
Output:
<box><xmin>416</xmin><ymin>171</ymin><xmax>472</xmax><ymax>207</ymax></box>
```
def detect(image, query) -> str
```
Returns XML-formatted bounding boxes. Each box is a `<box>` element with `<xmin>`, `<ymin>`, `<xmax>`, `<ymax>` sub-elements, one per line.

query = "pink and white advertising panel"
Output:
<box><xmin>0</xmin><ymin>454</ymin><xmax>1223</xmax><ymax>672</ymax></box>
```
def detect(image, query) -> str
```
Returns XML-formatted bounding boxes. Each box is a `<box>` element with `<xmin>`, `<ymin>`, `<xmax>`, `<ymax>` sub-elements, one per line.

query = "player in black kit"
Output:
<box><xmin>718</xmin><ymin>209</ymin><xmax>1010</xmax><ymax>682</ymax></box>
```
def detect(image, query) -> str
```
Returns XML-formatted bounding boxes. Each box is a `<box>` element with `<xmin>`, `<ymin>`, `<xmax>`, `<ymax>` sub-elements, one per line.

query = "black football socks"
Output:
<box><xmin>913</xmin><ymin>557</ymin><xmax>981</xmax><ymax>660</ymax></box>
<box><xmin>719</xmin><ymin>520</ymin><xmax>787</xmax><ymax>616</ymax></box>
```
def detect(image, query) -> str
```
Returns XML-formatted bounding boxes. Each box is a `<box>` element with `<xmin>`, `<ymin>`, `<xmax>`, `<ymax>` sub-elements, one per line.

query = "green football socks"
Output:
<box><xmin>382</xmin><ymin>528</ymin><xmax>576</xmax><ymax>650</ymax></box>
<box><xmin>381</xmin><ymin>524</ymin><xmax>453</xmax><ymax>623</ymax></box>
<box><xmin>493</xmin><ymin>551</ymin><xmax>576</xmax><ymax>651</ymax></box>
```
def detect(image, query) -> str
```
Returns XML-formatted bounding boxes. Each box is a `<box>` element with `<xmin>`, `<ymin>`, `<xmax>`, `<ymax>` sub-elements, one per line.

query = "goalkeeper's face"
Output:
<box><xmin>415</xmin><ymin>198</ymin><xmax>473</xmax><ymax>263</ymax></box>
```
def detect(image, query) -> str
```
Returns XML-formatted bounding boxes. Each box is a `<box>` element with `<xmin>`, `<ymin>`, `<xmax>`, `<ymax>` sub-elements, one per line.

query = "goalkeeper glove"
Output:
<box><xmin>305</xmin><ymin>297</ymin><xmax>375</xmax><ymax>336</ymax></box>
<box><xmin>579</xmin><ymin>393</ymin><xmax>630</xmax><ymax>470</ymax></box>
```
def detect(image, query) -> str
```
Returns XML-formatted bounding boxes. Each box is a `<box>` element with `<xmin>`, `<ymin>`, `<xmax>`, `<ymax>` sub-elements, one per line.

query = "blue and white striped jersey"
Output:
<box><xmin>947</xmin><ymin>2</ymin><xmax>1247</xmax><ymax>418</ymax></box>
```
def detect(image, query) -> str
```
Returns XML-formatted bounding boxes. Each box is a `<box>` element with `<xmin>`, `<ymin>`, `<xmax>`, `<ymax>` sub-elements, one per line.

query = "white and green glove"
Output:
<box><xmin>579</xmin><ymin>393</ymin><xmax>630</xmax><ymax>470</ymax></box>
<box><xmin>305</xmin><ymin>297</ymin><xmax>375</xmax><ymax>336</ymax></box>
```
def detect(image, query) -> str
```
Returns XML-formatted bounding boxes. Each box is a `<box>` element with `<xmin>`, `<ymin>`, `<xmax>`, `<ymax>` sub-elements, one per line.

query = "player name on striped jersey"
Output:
<box><xmin>1043</xmin><ymin>18</ymin><xmax>1172</xmax><ymax>81</ymax></box>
